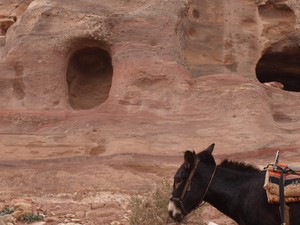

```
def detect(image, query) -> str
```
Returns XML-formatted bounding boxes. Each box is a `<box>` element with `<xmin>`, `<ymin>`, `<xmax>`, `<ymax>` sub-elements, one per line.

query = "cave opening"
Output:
<box><xmin>66</xmin><ymin>47</ymin><xmax>113</xmax><ymax>110</ymax></box>
<box><xmin>0</xmin><ymin>16</ymin><xmax>16</xmax><ymax>36</ymax></box>
<box><xmin>256</xmin><ymin>49</ymin><xmax>300</xmax><ymax>92</ymax></box>
<box><xmin>0</xmin><ymin>16</ymin><xmax>16</xmax><ymax>47</ymax></box>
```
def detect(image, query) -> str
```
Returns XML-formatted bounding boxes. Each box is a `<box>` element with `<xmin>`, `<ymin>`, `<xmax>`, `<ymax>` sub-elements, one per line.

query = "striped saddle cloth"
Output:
<box><xmin>264</xmin><ymin>164</ymin><xmax>300</xmax><ymax>203</ymax></box>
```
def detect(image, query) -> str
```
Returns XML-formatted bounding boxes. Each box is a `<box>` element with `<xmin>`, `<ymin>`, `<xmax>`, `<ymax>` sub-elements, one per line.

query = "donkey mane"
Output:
<box><xmin>220</xmin><ymin>159</ymin><xmax>261</xmax><ymax>174</ymax></box>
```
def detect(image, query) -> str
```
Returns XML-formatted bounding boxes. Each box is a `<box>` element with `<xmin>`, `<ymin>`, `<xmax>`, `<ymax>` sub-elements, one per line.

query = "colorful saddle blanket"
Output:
<box><xmin>264</xmin><ymin>164</ymin><xmax>300</xmax><ymax>203</ymax></box>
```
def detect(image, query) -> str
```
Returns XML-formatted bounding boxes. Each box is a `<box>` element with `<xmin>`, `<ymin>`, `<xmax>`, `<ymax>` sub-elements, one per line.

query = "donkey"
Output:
<box><xmin>168</xmin><ymin>143</ymin><xmax>300</xmax><ymax>225</ymax></box>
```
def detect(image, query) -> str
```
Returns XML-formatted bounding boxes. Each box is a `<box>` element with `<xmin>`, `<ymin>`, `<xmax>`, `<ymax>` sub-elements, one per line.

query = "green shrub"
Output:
<box><xmin>19</xmin><ymin>213</ymin><xmax>44</xmax><ymax>223</ymax></box>
<box><xmin>0</xmin><ymin>207</ymin><xmax>14</xmax><ymax>216</ymax></box>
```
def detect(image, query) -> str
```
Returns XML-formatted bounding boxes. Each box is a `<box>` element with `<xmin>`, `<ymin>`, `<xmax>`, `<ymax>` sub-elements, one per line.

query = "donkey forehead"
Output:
<box><xmin>174</xmin><ymin>165</ymin><xmax>190</xmax><ymax>179</ymax></box>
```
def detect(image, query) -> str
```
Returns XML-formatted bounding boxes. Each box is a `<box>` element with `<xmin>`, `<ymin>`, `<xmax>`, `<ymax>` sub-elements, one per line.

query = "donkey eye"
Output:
<box><xmin>174</xmin><ymin>179</ymin><xmax>183</xmax><ymax>189</ymax></box>
<box><xmin>174</xmin><ymin>178</ymin><xmax>182</xmax><ymax>183</ymax></box>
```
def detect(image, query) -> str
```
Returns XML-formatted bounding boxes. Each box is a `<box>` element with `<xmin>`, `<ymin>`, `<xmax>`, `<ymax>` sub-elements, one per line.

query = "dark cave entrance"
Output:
<box><xmin>256</xmin><ymin>50</ymin><xmax>300</xmax><ymax>92</ymax></box>
<box><xmin>0</xmin><ymin>16</ymin><xmax>16</xmax><ymax>36</ymax></box>
<box><xmin>67</xmin><ymin>47</ymin><xmax>113</xmax><ymax>110</ymax></box>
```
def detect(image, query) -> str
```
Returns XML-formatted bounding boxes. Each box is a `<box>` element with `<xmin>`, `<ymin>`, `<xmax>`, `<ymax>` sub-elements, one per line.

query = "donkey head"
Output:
<box><xmin>168</xmin><ymin>143</ymin><xmax>216</xmax><ymax>222</ymax></box>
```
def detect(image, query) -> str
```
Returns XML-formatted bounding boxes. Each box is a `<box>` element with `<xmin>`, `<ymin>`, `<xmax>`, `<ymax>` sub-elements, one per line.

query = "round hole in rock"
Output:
<box><xmin>256</xmin><ymin>50</ymin><xmax>300</xmax><ymax>92</ymax></box>
<box><xmin>67</xmin><ymin>47</ymin><xmax>113</xmax><ymax>109</ymax></box>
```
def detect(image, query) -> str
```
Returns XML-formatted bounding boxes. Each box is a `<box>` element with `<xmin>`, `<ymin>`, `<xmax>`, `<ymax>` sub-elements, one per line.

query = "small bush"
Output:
<box><xmin>129</xmin><ymin>179</ymin><xmax>205</xmax><ymax>225</ymax></box>
<box><xmin>129</xmin><ymin>179</ymin><xmax>171</xmax><ymax>225</ymax></box>
<box><xmin>0</xmin><ymin>207</ymin><xmax>14</xmax><ymax>216</ymax></box>
<box><xmin>19</xmin><ymin>213</ymin><xmax>44</xmax><ymax>223</ymax></box>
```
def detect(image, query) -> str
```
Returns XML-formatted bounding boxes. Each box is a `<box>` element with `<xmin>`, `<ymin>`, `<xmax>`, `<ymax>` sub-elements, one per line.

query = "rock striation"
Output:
<box><xmin>1</xmin><ymin>0</ymin><xmax>300</xmax><ymax>224</ymax></box>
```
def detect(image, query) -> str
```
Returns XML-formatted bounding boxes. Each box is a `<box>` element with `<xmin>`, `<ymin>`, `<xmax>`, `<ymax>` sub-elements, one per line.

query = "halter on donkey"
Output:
<box><xmin>169</xmin><ymin>145</ymin><xmax>216</xmax><ymax>216</ymax></box>
<box><xmin>168</xmin><ymin>144</ymin><xmax>216</xmax><ymax>222</ymax></box>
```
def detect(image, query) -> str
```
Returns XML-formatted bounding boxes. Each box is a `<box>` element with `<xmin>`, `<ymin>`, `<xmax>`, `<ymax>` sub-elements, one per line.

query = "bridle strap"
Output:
<box><xmin>176</xmin><ymin>159</ymin><xmax>217</xmax><ymax>215</ymax></box>
<box><xmin>199</xmin><ymin>164</ymin><xmax>217</xmax><ymax>204</ymax></box>
<box><xmin>167</xmin><ymin>164</ymin><xmax>217</xmax><ymax>224</ymax></box>
<box><xmin>182</xmin><ymin>166</ymin><xmax>217</xmax><ymax>222</ymax></box>
<box><xmin>180</xmin><ymin>158</ymin><xmax>200</xmax><ymax>199</ymax></box>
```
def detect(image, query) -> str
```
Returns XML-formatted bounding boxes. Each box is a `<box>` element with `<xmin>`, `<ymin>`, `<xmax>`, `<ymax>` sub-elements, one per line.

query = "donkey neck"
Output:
<box><xmin>204</xmin><ymin>165</ymin><xmax>260</xmax><ymax>222</ymax></box>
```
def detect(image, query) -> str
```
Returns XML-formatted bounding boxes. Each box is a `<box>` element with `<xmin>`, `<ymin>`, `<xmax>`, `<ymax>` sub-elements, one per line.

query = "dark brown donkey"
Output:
<box><xmin>168</xmin><ymin>144</ymin><xmax>300</xmax><ymax>225</ymax></box>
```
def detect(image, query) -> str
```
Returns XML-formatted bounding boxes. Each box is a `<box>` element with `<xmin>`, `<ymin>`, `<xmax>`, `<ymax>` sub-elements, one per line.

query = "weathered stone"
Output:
<box><xmin>208</xmin><ymin>222</ymin><xmax>219</xmax><ymax>225</ymax></box>
<box><xmin>12</xmin><ymin>202</ymin><xmax>32</xmax><ymax>219</ymax></box>
<box><xmin>58</xmin><ymin>223</ymin><xmax>82</xmax><ymax>225</ymax></box>
<box><xmin>13</xmin><ymin>202</ymin><xmax>32</xmax><ymax>211</ymax></box>
<box><xmin>30</xmin><ymin>222</ymin><xmax>46</xmax><ymax>225</ymax></box>
<box><xmin>1</xmin><ymin>0</ymin><xmax>300</xmax><ymax>224</ymax></box>
<box><xmin>110</xmin><ymin>221</ymin><xmax>121</xmax><ymax>225</ymax></box>
<box><xmin>65</xmin><ymin>214</ymin><xmax>75</xmax><ymax>218</ymax></box>
<box><xmin>44</xmin><ymin>216</ymin><xmax>59</xmax><ymax>223</ymax></box>
<box><xmin>0</xmin><ymin>203</ymin><xmax>6</xmax><ymax>212</ymax></box>
<box><xmin>1</xmin><ymin>0</ymin><xmax>297</xmax><ymax>110</ymax></box>
<box><xmin>0</xmin><ymin>214</ymin><xmax>16</xmax><ymax>225</ymax></box>
<box><xmin>9</xmin><ymin>199</ymin><xmax>32</xmax><ymax>206</ymax></box>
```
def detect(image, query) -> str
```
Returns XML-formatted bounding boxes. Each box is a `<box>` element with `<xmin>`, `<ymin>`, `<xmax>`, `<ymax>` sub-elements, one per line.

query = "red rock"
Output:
<box><xmin>0</xmin><ymin>1</ymin><xmax>300</xmax><ymax>224</ymax></box>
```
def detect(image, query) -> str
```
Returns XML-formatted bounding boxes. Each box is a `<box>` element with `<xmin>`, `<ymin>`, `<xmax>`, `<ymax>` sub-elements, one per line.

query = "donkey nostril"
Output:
<box><xmin>168</xmin><ymin>200</ymin><xmax>184</xmax><ymax>222</ymax></box>
<box><xmin>169</xmin><ymin>210</ymin><xmax>182</xmax><ymax>222</ymax></box>
<box><xmin>174</xmin><ymin>212</ymin><xmax>183</xmax><ymax>222</ymax></box>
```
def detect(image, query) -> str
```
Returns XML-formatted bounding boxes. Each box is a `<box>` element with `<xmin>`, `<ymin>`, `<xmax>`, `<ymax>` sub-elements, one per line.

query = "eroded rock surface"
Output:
<box><xmin>1</xmin><ymin>0</ymin><xmax>300</xmax><ymax>224</ymax></box>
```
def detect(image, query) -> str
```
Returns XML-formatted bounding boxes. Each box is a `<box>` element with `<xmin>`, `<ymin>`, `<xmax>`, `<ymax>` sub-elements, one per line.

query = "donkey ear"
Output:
<box><xmin>184</xmin><ymin>150</ymin><xmax>195</xmax><ymax>169</ymax></box>
<box><xmin>205</xmin><ymin>143</ymin><xmax>215</xmax><ymax>155</ymax></box>
<box><xmin>197</xmin><ymin>143</ymin><xmax>215</xmax><ymax>163</ymax></box>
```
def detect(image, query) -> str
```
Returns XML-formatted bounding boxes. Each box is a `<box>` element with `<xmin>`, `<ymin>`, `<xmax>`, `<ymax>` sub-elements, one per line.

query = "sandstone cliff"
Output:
<box><xmin>1</xmin><ymin>0</ymin><xmax>300</xmax><ymax>224</ymax></box>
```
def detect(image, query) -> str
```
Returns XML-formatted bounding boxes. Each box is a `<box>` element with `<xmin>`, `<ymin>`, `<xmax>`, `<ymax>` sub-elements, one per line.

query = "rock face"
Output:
<box><xmin>1</xmin><ymin>0</ymin><xmax>300</xmax><ymax>224</ymax></box>
<box><xmin>0</xmin><ymin>0</ymin><xmax>300</xmax><ymax>110</ymax></box>
<box><xmin>0</xmin><ymin>0</ymin><xmax>299</xmax><ymax>153</ymax></box>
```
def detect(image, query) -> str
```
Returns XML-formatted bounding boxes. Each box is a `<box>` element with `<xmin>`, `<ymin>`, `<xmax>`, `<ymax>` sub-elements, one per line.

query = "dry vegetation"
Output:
<box><xmin>129</xmin><ymin>179</ymin><xmax>205</xmax><ymax>225</ymax></box>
